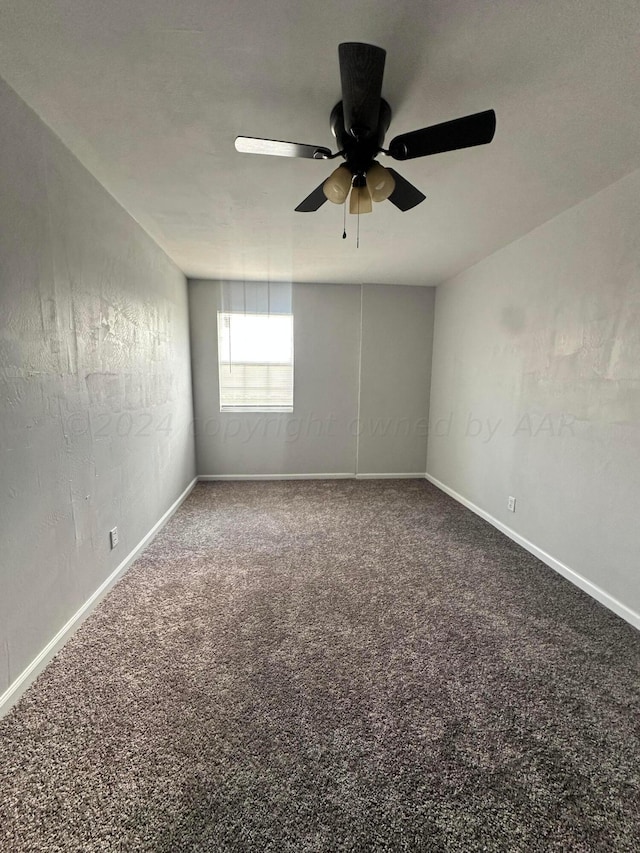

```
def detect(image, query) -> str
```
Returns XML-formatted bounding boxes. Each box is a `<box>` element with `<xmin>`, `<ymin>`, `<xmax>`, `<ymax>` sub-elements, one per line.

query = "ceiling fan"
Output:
<box><xmin>235</xmin><ymin>43</ymin><xmax>496</xmax><ymax>215</ymax></box>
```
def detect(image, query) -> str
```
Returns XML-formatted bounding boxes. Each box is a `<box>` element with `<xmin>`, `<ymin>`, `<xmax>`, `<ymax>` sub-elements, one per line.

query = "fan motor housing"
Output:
<box><xmin>330</xmin><ymin>99</ymin><xmax>392</xmax><ymax>175</ymax></box>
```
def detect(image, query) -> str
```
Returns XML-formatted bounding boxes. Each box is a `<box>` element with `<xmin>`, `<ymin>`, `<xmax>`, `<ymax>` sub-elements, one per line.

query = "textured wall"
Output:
<box><xmin>0</xmin><ymin>78</ymin><xmax>196</xmax><ymax>696</ymax></box>
<box><xmin>427</xmin><ymin>167</ymin><xmax>640</xmax><ymax>618</ymax></box>
<box><xmin>189</xmin><ymin>281</ymin><xmax>435</xmax><ymax>477</ymax></box>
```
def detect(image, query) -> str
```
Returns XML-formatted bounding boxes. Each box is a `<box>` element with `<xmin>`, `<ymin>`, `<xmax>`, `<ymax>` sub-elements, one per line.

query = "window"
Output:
<box><xmin>217</xmin><ymin>311</ymin><xmax>294</xmax><ymax>412</ymax></box>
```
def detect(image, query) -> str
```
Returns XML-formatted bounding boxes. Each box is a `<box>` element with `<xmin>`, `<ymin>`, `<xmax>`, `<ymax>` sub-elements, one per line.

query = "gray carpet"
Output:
<box><xmin>1</xmin><ymin>480</ymin><xmax>639</xmax><ymax>852</ymax></box>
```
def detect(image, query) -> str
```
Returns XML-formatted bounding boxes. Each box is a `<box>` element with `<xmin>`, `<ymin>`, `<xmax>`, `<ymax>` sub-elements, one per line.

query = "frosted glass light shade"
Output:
<box><xmin>349</xmin><ymin>185</ymin><xmax>372</xmax><ymax>214</ymax></box>
<box><xmin>323</xmin><ymin>165</ymin><xmax>352</xmax><ymax>204</ymax></box>
<box><xmin>366</xmin><ymin>162</ymin><xmax>396</xmax><ymax>202</ymax></box>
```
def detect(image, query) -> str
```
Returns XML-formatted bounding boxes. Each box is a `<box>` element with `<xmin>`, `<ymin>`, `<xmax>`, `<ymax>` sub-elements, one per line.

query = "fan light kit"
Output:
<box><xmin>235</xmin><ymin>42</ymin><xmax>496</xmax><ymax>225</ymax></box>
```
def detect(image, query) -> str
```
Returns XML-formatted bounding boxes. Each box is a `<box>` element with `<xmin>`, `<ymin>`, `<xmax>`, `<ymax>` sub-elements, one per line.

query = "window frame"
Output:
<box><xmin>217</xmin><ymin>310</ymin><xmax>294</xmax><ymax>414</ymax></box>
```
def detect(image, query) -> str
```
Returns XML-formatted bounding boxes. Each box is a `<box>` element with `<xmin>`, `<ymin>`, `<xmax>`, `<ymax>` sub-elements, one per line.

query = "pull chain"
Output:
<box><xmin>342</xmin><ymin>202</ymin><xmax>346</xmax><ymax>239</ymax></box>
<box><xmin>357</xmin><ymin>198</ymin><xmax>360</xmax><ymax>249</ymax></box>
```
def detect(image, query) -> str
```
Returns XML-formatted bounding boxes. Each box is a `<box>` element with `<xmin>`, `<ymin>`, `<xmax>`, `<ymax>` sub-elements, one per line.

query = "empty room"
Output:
<box><xmin>1</xmin><ymin>1</ymin><xmax>639</xmax><ymax>850</ymax></box>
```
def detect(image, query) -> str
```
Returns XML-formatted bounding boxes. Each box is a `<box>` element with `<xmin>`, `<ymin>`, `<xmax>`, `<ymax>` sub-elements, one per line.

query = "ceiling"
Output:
<box><xmin>1</xmin><ymin>0</ymin><xmax>639</xmax><ymax>286</ymax></box>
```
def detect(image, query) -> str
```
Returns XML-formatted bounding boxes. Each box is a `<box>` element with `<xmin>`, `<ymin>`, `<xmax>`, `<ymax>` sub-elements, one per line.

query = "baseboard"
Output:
<box><xmin>198</xmin><ymin>473</ymin><xmax>425</xmax><ymax>481</ymax></box>
<box><xmin>0</xmin><ymin>476</ymin><xmax>198</xmax><ymax>718</ymax></box>
<box><xmin>198</xmin><ymin>473</ymin><xmax>355</xmax><ymax>480</ymax></box>
<box><xmin>356</xmin><ymin>473</ymin><xmax>426</xmax><ymax>479</ymax></box>
<box><xmin>425</xmin><ymin>473</ymin><xmax>640</xmax><ymax>632</ymax></box>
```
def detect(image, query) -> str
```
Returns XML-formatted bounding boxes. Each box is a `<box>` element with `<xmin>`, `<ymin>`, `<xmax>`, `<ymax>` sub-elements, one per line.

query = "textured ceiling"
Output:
<box><xmin>1</xmin><ymin>0</ymin><xmax>639</xmax><ymax>285</ymax></box>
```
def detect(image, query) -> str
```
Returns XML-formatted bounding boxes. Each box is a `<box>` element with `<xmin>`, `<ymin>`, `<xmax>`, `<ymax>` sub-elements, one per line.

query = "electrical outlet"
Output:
<box><xmin>507</xmin><ymin>496</ymin><xmax>516</xmax><ymax>513</ymax></box>
<box><xmin>109</xmin><ymin>527</ymin><xmax>119</xmax><ymax>549</ymax></box>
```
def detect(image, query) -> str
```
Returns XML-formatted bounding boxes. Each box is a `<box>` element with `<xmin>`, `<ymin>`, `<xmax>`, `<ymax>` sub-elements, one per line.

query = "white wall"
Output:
<box><xmin>0</xmin><ymin>78</ymin><xmax>196</xmax><ymax>699</ymax></box>
<box><xmin>189</xmin><ymin>280</ymin><xmax>434</xmax><ymax>477</ymax></box>
<box><xmin>427</xmin><ymin>167</ymin><xmax>640</xmax><ymax>622</ymax></box>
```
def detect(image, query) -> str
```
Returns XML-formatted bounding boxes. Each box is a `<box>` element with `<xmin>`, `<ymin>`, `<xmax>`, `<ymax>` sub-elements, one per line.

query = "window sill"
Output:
<box><xmin>219</xmin><ymin>408</ymin><xmax>294</xmax><ymax>414</ymax></box>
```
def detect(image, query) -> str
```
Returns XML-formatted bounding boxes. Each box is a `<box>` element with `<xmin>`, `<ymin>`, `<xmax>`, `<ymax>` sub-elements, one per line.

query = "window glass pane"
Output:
<box><xmin>218</xmin><ymin>312</ymin><xmax>293</xmax><ymax>412</ymax></box>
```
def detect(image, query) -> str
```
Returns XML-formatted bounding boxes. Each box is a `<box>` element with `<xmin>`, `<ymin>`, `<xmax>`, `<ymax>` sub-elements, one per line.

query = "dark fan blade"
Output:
<box><xmin>235</xmin><ymin>137</ymin><xmax>332</xmax><ymax>159</ymax></box>
<box><xmin>338</xmin><ymin>43</ymin><xmax>386</xmax><ymax>139</ymax></box>
<box><xmin>295</xmin><ymin>182</ymin><xmax>329</xmax><ymax>212</ymax></box>
<box><xmin>385</xmin><ymin>168</ymin><xmax>426</xmax><ymax>211</ymax></box>
<box><xmin>388</xmin><ymin>109</ymin><xmax>496</xmax><ymax>161</ymax></box>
